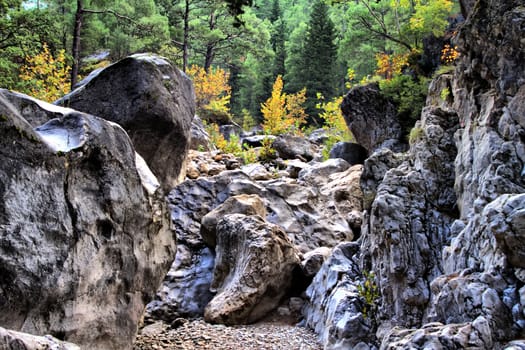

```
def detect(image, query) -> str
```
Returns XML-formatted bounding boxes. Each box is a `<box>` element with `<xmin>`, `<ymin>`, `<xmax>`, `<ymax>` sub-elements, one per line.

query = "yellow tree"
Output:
<box><xmin>261</xmin><ymin>75</ymin><xmax>307</xmax><ymax>135</ymax></box>
<box><xmin>187</xmin><ymin>64</ymin><xmax>231</xmax><ymax>123</ymax></box>
<box><xmin>19</xmin><ymin>43</ymin><xmax>71</xmax><ymax>102</ymax></box>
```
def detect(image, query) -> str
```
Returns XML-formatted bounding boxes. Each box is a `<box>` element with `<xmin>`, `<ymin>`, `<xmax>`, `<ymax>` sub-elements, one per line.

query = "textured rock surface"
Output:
<box><xmin>190</xmin><ymin>115</ymin><xmax>213</xmax><ymax>151</ymax></box>
<box><xmin>341</xmin><ymin>83</ymin><xmax>407</xmax><ymax>154</ymax></box>
<box><xmin>200</xmin><ymin>194</ymin><xmax>267</xmax><ymax>247</ymax></box>
<box><xmin>329</xmin><ymin>141</ymin><xmax>368</xmax><ymax>165</ymax></box>
<box><xmin>361</xmin><ymin>102</ymin><xmax>460</xmax><ymax>329</ymax></box>
<box><xmin>204</xmin><ymin>214</ymin><xmax>300</xmax><ymax>325</ymax></box>
<box><xmin>304</xmin><ymin>243</ymin><xmax>377</xmax><ymax>349</ymax></box>
<box><xmin>0</xmin><ymin>92</ymin><xmax>175</xmax><ymax>349</ymax></box>
<box><xmin>307</xmin><ymin>0</ymin><xmax>525</xmax><ymax>348</ymax></box>
<box><xmin>147</xmin><ymin>160</ymin><xmax>363</xmax><ymax>321</ymax></box>
<box><xmin>0</xmin><ymin>327</ymin><xmax>80</xmax><ymax>350</ymax></box>
<box><xmin>272</xmin><ymin>134</ymin><xmax>319</xmax><ymax>161</ymax></box>
<box><xmin>56</xmin><ymin>53</ymin><xmax>195</xmax><ymax>190</ymax></box>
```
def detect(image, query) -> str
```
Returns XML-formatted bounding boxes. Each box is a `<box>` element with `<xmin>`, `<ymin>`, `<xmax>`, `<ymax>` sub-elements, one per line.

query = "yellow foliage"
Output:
<box><xmin>261</xmin><ymin>75</ymin><xmax>307</xmax><ymax>135</ymax></box>
<box><xmin>375</xmin><ymin>52</ymin><xmax>410</xmax><ymax>80</ymax></box>
<box><xmin>440</xmin><ymin>44</ymin><xmax>459</xmax><ymax>64</ymax></box>
<box><xmin>187</xmin><ymin>65</ymin><xmax>231</xmax><ymax>119</ymax></box>
<box><xmin>19</xmin><ymin>43</ymin><xmax>71</xmax><ymax>102</ymax></box>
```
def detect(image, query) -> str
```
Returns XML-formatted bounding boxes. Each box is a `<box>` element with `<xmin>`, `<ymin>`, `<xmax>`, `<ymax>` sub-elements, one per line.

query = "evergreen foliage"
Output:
<box><xmin>301</xmin><ymin>0</ymin><xmax>337</xmax><ymax>124</ymax></box>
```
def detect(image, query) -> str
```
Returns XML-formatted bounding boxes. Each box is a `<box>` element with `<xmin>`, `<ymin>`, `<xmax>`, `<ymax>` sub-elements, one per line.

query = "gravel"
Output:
<box><xmin>134</xmin><ymin>318</ymin><xmax>322</xmax><ymax>350</ymax></box>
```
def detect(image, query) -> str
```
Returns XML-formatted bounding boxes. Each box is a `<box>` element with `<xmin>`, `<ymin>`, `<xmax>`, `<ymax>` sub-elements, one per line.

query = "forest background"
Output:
<box><xmin>0</xmin><ymin>0</ymin><xmax>460</xmax><ymax>137</ymax></box>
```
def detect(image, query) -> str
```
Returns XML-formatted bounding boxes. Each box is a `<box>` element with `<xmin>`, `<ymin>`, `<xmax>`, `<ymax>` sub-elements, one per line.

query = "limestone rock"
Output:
<box><xmin>360</xmin><ymin>98</ymin><xmax>460</xmax><ymax>329</ymax></box>
<box><xmin>204</xmin><ymin>214</ymin><xmax>300</xmax><ymax>325</ymax></box>
<box><xmin>380</xmin><ymin>317</ymin><xmax>493</xmax><ymax>350</ymax></box>
<box><xmin>0</xmin><ymin>92</ymin><xmax>175</xmax><ymax>350</ymax></box>
<box><xmin>341</xmin><ymin>83</ymin><xmax>407</xmax><ymax>154</ymax></box>
<box><xmin>147</xmin><ymin>159</ymin><xmax>362</xmax><ymax>321</ymax></box>
<box><xmin>303</xmin><ymin>243</ymin><xmax>377</xmax><ymax>349</ymax></box>
<box><xmin>200</xmin><ymin>194</ymin><xmax>267</xmax><ymax>247</ymax></box>
<box><xmin>0</xmin><ymin>327</ymin><xmax>80</xmax><ymax>350</ymax></box>
<box><xmin>56</xmin><ymin>53</ymin><xmax>195</xmax><ymax>191</ymax></box>
<box><xmin>298</xmin><ymin>158</ymin><xmax>351</xmax><ymax>185</ymax></box>
<box><xmin>329</xmin><ymin>141</ymin><xmax>368</xmax><ymax>165</ymax></box>
<box><xmin>272</xmin><ymin>134</ymin><xmax>319</xmax><ymax>161</ymax></box>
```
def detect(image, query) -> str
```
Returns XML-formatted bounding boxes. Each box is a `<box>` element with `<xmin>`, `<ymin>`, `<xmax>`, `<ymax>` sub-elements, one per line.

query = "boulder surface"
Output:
<box><xmin>56</xmin><ymin>53</ymin><xmax>195</xmax><ymax>190</ymax></box>
<box><xmin>0</xmin><ymin>91</ymin><xmax>176</xmax><ymax>350</ymax></box>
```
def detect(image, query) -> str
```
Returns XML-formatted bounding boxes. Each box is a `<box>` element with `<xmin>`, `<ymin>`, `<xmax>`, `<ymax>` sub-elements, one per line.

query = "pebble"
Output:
<box><xmin>134</xmin><ymin>319</ymin><xmax>322</xmax><ymax>350</ymax></box>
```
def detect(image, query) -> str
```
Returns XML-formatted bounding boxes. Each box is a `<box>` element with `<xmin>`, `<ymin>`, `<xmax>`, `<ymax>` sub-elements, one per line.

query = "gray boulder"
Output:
<box><xmin>56</xmin><ymin>53</ymin><xmax>195</xmax><ymax>191</ymax></box>
<box><xmin>0</xmin><ymin>91</ymin><xmax>175</xmax><ymax>350</ymax></box>
<box><xmin>204</xmin><ymin>214</ymin><xmax>300</xmax><ymax>325</ymax></box>
<box><xmin>329</xmin><ymin>141</ymin><xmax>368</xmax><ymax>165</ymax></box>
<box><xmin>341</xmin><ymin>83</ymin><xmax>406</xmax><ymax>154</ymax></box>
<box><xmin>272</xmin><ymin>134</ymin><xmax>319</xmax><ymax>161</ymax></box>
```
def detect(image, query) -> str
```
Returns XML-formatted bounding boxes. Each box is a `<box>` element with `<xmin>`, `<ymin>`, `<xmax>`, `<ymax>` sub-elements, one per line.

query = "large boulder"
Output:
<box><xmin>272</xmin><ymin>134</ymin><xmax>319</xmax><ymax>161</ymax></box>
<box><xmin>0</xmin><ymin>327</ymin><xmax>80</xmax><ymax>350</ymax></box>
<box><xmin>0</xmin><ymin>91</ymin><xmax>175</xmax><ymax>350</ymax></box>
<box><xmin>204</xmin><ymin>214</ymin><xmax>300</xmax><ymax>325</ymax></box>
<box><xmin>56</xmin><ymin>53</ymin><xmax>195</xmax><ymax>191</ymax></box>
<box><xmin>341</xmin><ymin>83</ymin><xmax>406</xmax><ymax>154</ymax></box>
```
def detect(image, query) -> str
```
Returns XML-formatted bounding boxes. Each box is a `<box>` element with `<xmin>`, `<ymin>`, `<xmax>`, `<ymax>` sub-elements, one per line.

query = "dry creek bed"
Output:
<box><xmin>134</xmin><ymin>317</ymin><xmax>322</xmax><ymax>350</ymax></box>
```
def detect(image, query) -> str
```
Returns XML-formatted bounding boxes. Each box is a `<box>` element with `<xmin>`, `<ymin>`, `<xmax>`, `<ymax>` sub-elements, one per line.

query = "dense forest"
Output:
<box><xmin>1</xmin><ymin>0</ymin><xmax>460</xmax><ymax>130</ymax></box>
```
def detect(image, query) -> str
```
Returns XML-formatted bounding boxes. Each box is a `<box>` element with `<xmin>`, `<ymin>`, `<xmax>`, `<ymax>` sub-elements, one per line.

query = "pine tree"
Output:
<box><xmin>301</xmin><ymin>0</ymin><xmax>337</xmax><ymax>124</ymax></box>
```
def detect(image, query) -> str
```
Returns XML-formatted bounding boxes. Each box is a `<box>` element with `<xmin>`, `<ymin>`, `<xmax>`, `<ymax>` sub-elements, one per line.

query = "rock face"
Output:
<box><xmin>147</xmin><ymin>161</ymin><xmax>363</xmax><ymax>322</ymax></box>
<box><xmin>0</xmin><ymin>91</ymin><xmax>175</xmax><ymax>350</ymax></box>
<box><xmin>304</xmin><ymin>243</ymin><xmax>376</xmax><ymax>350</ymax></box>
<box><xmin>56</xmin><ymin>53</ymin><xmax>195</xmax><ymax>190</ymax></box>
<box><xmin>0</xmin><ymin>327</ymin><xmax>80</xmax><ymax>350</ymax></box>
<box><xmin>341</xmin><ymin>83</ymin><xmax>407</xmax><ymax>154</ymax></box>
<box><xmin>305</xmin><ymin>0</ymin><xmax>525</xmax><ymax>348</ymax></box>
<box><xmin>204</xmin><ymin>214</ymin><xmax>300</xmax><ymax>325</ymax></box>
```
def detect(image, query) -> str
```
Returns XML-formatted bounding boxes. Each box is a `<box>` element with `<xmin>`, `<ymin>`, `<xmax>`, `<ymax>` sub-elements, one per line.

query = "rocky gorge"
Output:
<box><xmin>0</xmin><ymin>0</ymin><xmax>524</xmax><ymax>349</ymax></box>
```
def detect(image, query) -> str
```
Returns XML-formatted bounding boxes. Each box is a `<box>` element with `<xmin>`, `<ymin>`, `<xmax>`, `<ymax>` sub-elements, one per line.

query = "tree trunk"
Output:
<box><xmin>182</xmin><ymin>0</ymin><xmax>190</xmax><ymax>72</ymax></box>
<box><xmin>71</xmin><ymin>0</ymin><xmax>83</xmax><ymax>90</ymax></box>
<box><xmin>203</xmin><ymin>10</ymin><xmax>216</xmax><ymax>72</ymax></box>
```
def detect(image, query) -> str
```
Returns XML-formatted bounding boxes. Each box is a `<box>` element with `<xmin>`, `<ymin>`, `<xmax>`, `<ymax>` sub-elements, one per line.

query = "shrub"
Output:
<box><xmin>18</xmin><ymin>43</ymin><xmax>70</xmax><ymax>102</ymax></box>
<box><xmin>379</xmin><ymin>74</ymin><xmax>430</xmax><ymax>135</ymax></box>
<box><xmin>261</xmin><ymin>75</ymin><xmax>307</xmax><ymax>135</ymax></box>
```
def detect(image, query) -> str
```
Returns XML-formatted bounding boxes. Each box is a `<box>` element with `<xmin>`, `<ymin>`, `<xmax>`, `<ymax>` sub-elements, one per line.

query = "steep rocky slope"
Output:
<box><xmin>305</xmin><ymin>0</ymin><xmax>525</xmax><ymax>348</ymax></box>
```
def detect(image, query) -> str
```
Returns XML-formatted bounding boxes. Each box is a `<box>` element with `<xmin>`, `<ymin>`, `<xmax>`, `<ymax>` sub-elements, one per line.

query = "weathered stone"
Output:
<box><xmin>308</xmin><ymin>128</ymin><xmax>329</xmax><ymax>145</ymax></box>
<box><xmin>200</xmin><ymin>194</ymin><xmax>267</xmax><ymax>247</ymax></box>
<box><xmin>56</xmin><ymin>53</ymin><xmax>195</xmax><ymax>191</ymax></box>
<box><xmin>204</xmin><ymin>214</ymin><xmax>300</xmax><ymax>325</ymax></box>
<box><xmin>0</xmin><ymin>327</ymin><xmax>80</xmax><ymax>350</ymax></box>
<box><xmin>380</xmin><ymin>317</ymin><xmax>493</xmax><ymax>350</ymax></box>
<box><xmin>190</xmin><ymin>115</ymin><xmax>213</xmax><ymax>151</ymax></box>
<box><xmin>240</xmin><ymin>163</ymin><xmax>274</xmax><ymax>181</ymax></box>
<box><xmin>301</xmin><ymin>247</ymin><xmax>332</xmax><ymax>278</ymax></box>
<box><xmin>341</xmin><ymin>83</ymin><xmax>407</xmax><ymax>154</ymax></box>
<box><xmin>0</xmin><ymin>92</ymin><xmax>175</xmax><ymax>350</ymax></box>
<box><xmin>242</xmin><ymin>135</ymin><xmax>276</xmax><ymax>148</ymax></box>
<box><xmin>298</xmin><ymin>158</ymin><xmax>351</xmax><ymax>185</ymax></box>
<box><xmin>329</xmin><ymin>141</ymin><xmax>368</xmax><ymax>165</ymax></box>
<box><xmin>219</xmin><ymin>124</ymin><xmax>242</xmax><ymax>141</ymax></box>
<box><xmin>272</xmin><ymin>134</ymin><xmax>319</xmax><ymax>161</ymax></box>
<box><xmin>304</xmin><ymin>243</ymin><xmax>377</xmax><ymax>349</ymax></box>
